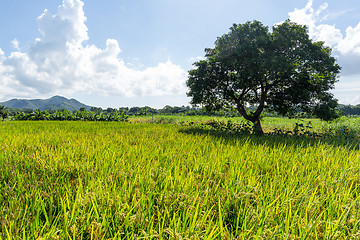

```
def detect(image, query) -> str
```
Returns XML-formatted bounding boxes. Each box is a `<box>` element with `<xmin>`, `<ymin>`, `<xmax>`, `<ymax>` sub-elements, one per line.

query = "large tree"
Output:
<box><xmin>187</xmin><ymin>20</ymin><xmax>341</xmax><ymax>135</ymax></box>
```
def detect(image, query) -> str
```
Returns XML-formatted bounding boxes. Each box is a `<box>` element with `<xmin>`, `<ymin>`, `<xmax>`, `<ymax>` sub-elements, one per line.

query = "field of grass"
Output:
<box><xmin>0</xmin><ymin>118</ymin><xmax>360</xmax><ymax>239</ymax></box>
<box><xmin>131</xmin><ymin>115</ymin><xmax>360</xmax><ymax>136</ymax></box>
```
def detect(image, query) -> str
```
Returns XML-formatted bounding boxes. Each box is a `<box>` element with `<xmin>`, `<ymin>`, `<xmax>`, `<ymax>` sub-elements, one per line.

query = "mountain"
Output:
<box><xmin>0</xmin><ymin>96</ymin><xmax>92</xmax><ymax>111</ymax></box>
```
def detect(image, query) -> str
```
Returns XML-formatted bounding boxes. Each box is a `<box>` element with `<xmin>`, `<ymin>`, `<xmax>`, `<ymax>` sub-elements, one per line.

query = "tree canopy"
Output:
<box><xmin>186</xmin><ymin>20</ymin><xmax>341</xmax><ymax>134</ymax></box>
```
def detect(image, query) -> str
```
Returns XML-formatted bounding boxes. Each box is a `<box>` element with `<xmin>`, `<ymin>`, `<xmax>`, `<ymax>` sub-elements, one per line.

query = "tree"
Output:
<box><xmin>187</xmin><ymin>20</ymin><xmax>341</xmax><ymax>135</ymax></box>
<box><xmin>0</xmin><ymin>105</ymin><xmax>7</xmax><ymax>120</ymax></box>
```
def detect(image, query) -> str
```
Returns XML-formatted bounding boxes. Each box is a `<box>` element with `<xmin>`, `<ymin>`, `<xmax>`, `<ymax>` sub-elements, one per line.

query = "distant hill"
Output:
<box><xmin>0</xmin><ymin>96</ymin><xmax>92</xmax><ymax>111</ymax></box>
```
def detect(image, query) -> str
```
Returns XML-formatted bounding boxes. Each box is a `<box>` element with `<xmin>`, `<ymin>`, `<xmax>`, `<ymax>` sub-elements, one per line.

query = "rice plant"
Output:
<box><xmin>0</xmin><ymin>120</ymin><xmax>359</xmax><ymax>239</ymax></box>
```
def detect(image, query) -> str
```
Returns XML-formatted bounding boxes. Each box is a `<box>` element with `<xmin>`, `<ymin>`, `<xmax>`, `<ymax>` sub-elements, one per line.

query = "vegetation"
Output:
<box><xmin>2</xmin><ymin>101</ymin><xmax>360</xmax><ymax>123</ymax></box>
<box><xmin>0</xmin><ymin>116</ymin><xmax>359</xmax><ymax>239</ymax></box>
<box><xmin>0</xmin><ymin>105</ymin><xmax>7</xmax><ymax>120</ymax></box>
<box><xmin>0</xmin><ymin>13</ymin><xmax>357</xmax><ymax>240</ymax></box>
<box><xmin>7</xmin><ymin>108</ymin><xmax>130</xmax><ymax>122</ymax></box>
<box><xmin>0</xmin><ymin>96</ymin><xmax>91</xmax><ymax>112</ymax></box>
<box><xmin>338</xmin><ymin>104</ymin><xmax>360</xmax><ymax>116</ymax></box>
<box><xmin>187</xmin><ymin>20</ymin><xmax>340</xmax><ymax>135</ymax></box>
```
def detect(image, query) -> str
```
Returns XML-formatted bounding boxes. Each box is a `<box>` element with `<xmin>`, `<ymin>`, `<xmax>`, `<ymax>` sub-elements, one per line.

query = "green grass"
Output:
<box><xmin>0</xmin><ymin>119</ymin><xmax>360</xmax><ymax>239</ymax></box>
<box><xmin>131</xmin><ymin>115</ymin><xmax>360</xmax><ymax>135</ymax></box>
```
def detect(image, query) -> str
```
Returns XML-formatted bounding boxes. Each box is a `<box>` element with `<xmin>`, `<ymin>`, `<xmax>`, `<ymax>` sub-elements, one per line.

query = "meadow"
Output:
<box><xmin>0</xmin><ymin>117</ymin><xmax>360</xmax><ymax>239</ymax></box>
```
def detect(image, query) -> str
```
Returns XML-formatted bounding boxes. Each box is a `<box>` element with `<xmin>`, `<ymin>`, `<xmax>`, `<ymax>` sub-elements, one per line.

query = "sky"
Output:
<box><xmin>0</xmin><ymin>0</ymin><xmax>359</xmax><ymax>108</ymax></box>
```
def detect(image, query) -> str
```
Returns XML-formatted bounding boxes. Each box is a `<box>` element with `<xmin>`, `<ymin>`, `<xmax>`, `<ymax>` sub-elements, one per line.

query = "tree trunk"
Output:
<box><xmin>235</xmin><ymin>101</ymin><xmax>264</xmax><ymax>136</ymax></box>
<box><xmin>253</xmin><ymin>118</ymin><xmax>264</xmax><ymax>136</ymax></box>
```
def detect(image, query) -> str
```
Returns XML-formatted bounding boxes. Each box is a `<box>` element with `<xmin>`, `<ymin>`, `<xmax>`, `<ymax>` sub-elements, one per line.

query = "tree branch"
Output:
<box><xmin>253</xmin><ymin>82</ymin><xmax>267</xmax><ymax>118</ymax></box>
<box><xmin>231</xmin><ymin>93</ymin><xmax>252</xmax><ymax>121</ymax></box>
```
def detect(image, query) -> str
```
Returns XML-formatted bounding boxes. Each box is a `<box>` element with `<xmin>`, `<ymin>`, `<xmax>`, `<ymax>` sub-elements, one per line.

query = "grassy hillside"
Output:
<box><xmin>0</xmin><ymin>120</ymin><xmax>359</xmax><ymax>238</ymax></box>
<box><xmin>0</xmin><ymin>95</ymin><xmax>92</xmax><ymax>111</ymax></box>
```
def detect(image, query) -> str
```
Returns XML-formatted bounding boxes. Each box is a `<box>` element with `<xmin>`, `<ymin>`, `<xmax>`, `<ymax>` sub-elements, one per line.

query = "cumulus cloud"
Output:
<box><xmin>0</xmin><ymin>0</ymin><xmax>187</xmax><ymax>101</ymax></box>
<box><xmin>288</xmin><ymin>0</ymin><xmax>360</xmax><ymax>73</ymax></box>
<box><xmin>288</xmin><ymin>0</ymin><xmax>360</xmax><ymax>104</ymax></box>
<box><xmin>11</xmin><ymin>39</ymin><xmax>20</xmax><ymax>50</ymax></box>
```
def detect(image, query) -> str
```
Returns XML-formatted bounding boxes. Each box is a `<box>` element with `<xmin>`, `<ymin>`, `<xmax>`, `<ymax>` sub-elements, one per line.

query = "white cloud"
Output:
<box><xmin>11</xmin><ymin>39</ymin><xmax>20</xmax><ymax>50</ymax></box>
<box><xmin>337</xmin><ymin>23</ymin><xmax>360</xmax><ymax>55</ymax></box>
<box><xmin>0</xmin><ymin>0</ymin><xmax>187</xmax><ymax>101</ymax></box>
<box><xmin>288</xmin><ymin>0</ymin><xmax>360</xmax><ymax>104</ymax></box>
<box><xmin>288</xmin><ymin>0</ymin><xmax>360</xmax><ymax>59</ymax></box>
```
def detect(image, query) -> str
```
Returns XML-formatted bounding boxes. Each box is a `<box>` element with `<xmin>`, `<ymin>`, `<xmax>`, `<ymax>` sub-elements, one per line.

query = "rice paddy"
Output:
<box><xmin>0</xmin><ymin>118</ymin><xmax>359</xmax><ymax>239</ymax></box>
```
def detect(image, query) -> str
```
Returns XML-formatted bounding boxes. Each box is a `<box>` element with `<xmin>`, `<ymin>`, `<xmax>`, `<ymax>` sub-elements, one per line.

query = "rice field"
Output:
<box><xmin>130</xmin><ymin>115</ymin><xmax>360</xmax><ymax>133</ymax></box>
<box><xmin>0</xmin><ymin>118</ymin><xmax>360</xmax><ymax>239</ymax></box>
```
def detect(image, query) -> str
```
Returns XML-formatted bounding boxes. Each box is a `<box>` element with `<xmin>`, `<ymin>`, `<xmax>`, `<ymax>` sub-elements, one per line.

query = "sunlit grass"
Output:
<box><xmin>0</xmin><ymin>120</ymin><xmax>360</xmax><ymax>239</ymax></box>
<box><xmin>130</xmin><ymin>115</ymin><xmax>360</xmax><ymax>134</ymax></box>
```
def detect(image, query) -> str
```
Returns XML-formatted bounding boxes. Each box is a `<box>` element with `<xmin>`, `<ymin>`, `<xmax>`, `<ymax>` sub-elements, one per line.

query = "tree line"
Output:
<box><xmin>0</xmin><ymin>105</ymin><xmax>239</xmax><ymax>121</ymax></box>
<box><xmin>0</xmin><ymin>103</ymin><xmax>359</xmax><ymax>122</ymax></box>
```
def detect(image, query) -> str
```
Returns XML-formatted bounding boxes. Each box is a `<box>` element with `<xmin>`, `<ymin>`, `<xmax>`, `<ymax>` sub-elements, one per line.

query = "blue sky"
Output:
<box><xmin>0</xmin><ymin>0</ymin><xmax>359</xmax><ymax>108</ymax></box>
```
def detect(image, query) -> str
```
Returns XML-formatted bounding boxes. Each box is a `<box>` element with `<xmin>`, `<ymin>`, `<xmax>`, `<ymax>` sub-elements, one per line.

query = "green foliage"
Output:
<box><xmin>0</xmin><ymin>105</ymin><xmax>7</xmax><ymax>119</ymax></box>
<box><xmin>2</xmin><ymin>104</ymin><xmax>278</xmax><ymax>121</ymax></box>
<box><xmin>0</xmin><ymin>121</ymin><xmax>359</xmax><ymax>238</ymax></box>
<box><xmin>187</xmin><ymin>20</ymin><xmax>341</xmax><ymax>134</ymax></box>
<box><xmin>8</xmin><ymin>109</ymin><xmax>129</xmax><ymax>122</ymax></box>
<box><xmin>338</xmin><ymin>104</ymin><xmax>360</xmax><ymax>116</ymax></box>
<box><xmin>191</xmin><ymin>118</ymin><xmax>358</xmax><ymax>143</ymax></box>
<box><xmin>196</xmin><ymin>119</ymin><xmax>255</xmax><ymax>135</ymax></box>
